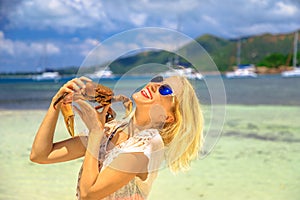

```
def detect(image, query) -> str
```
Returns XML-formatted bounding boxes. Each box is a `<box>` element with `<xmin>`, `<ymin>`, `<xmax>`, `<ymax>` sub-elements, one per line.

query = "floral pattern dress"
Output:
<box><xmin>76</xmin><ymin>120</ymin><xmax>165</xmax><ymax>200</ymax></box>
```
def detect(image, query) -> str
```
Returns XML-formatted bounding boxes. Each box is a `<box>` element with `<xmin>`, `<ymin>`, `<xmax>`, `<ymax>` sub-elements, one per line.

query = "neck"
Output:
<box><xmin>133</xmin><ymin>108</ymin><xmax>164</xmax><ymax>130</ymax></box>
<box><xmin>133</xmin><ymin>108</ymin><xmax>150</xmax><ymax>128</ymax></box>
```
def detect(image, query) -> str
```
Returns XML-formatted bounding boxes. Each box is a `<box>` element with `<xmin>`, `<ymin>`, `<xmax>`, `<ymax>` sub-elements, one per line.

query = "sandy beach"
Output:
<box><xmin>0</xmin><ymin>105</ymin><xmax>299</xmax><ymax>200</ymax></box>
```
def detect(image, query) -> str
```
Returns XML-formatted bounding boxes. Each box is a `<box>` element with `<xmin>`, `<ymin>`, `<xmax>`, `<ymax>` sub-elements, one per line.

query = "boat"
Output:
<box><xmin>87</xmin><ymin>67</ymin><xmax>115</xmax><ymax>79</ymax></box>
<box><xmin>32</xmin><ymin>43</ymin><xmax>62</xmax><ymax>81</ymax></box>
<box><xmin>32</xmin><ymin>70</ymin><xmax>61</xmax><ymax>81</ymax></box>
<box><xmin>281</xmin><ymin>67</ymin><xmax>300</xmax><ymax>77</ymax></box>
<box><xmin>162</xmin><ymin>65</ymin><xmax>204</xmax><ymax>80</ymax></box>
<box><xmin>226</xmin><ymin>64</ymin><xmax>257</xmax><ymax>78</ymax></box>
<box><xmin>281</xmin><ymin>31</ymin><xmax>300</xmax><ymax>78</ymax></box>
<box><xmin>226</xmin><ymin>37</ymin><xmax>257</xmax><ymax>78</ymax></box>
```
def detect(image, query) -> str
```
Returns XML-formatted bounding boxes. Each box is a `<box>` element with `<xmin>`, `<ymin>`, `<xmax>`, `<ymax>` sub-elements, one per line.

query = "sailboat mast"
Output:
<box><xmin>236</xmin><ymin>38</ymin><xmax>241</xmax><ymax>66</ymax></box>
<box><xmin>293</xmin><ymin>31</ymin><xmax>298</xmax><ymax>68</ymax></box>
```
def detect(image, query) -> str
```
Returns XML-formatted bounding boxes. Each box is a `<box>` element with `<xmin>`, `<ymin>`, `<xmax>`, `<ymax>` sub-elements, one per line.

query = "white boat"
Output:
<box><xmin>88</xmin><ymin>68</ymin><xmax>115</xmax><ymax>79</ymax></box>
<box><xmin>162</xmin><ymin>66</ymin><xmax>204</xmax><ymax>80</ymax></box>
<box><xmin>33</xmin><ymin>71</ymin><xmax>61</xmax><ymax>81</ymax></box>
<box><xmin>281</xmin><ymin>31</ymin><xmax>299</xmax><ymax>78</ymax></box>
<box><xmin>226</xmin><ymin>64</ymin><xmax>257</xmax><ymax>78</ymax></box>
<box><xmin>226</xmin><ymin>37</ymin><xmax>257</xmax><ymax>78</ymax></box>
<box><xmin>281</xmin><ymin>67</ymin><xmax>300</xmax><ymax>77</ymax></box>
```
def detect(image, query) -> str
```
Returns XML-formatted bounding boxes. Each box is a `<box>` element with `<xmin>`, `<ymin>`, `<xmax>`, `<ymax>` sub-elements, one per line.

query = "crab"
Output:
<box><xmin>53</xmin><ymin>82</ymin><xmax>132</xmax><ymax>137</ymax></box>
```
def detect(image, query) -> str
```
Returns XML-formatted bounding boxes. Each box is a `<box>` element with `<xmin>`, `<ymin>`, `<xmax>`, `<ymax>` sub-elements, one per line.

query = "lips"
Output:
<box><xmin>141</xmin><ymin>87</ymin><xmax>152</xmax><ymax>99</ymax></box>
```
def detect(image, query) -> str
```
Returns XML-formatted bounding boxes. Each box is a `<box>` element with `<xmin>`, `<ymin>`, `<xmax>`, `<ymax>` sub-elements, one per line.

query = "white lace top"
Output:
<box><xmin>76</xmin><ymin>120</ymin><xmax>165</xmax><ymax>200</ymax></box>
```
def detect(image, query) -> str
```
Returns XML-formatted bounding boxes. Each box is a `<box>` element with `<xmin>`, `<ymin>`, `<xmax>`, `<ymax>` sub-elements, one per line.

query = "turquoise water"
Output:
<box><xmin>0</xmin><ymin>75</ymin><xmax>300</xmax><ymax>110</ymax></box>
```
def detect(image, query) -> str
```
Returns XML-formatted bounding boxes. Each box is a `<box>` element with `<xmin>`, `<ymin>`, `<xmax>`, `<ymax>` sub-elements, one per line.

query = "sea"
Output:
<box><xmin>0</xmin><ymin>75</ymin><xmax>299</xmax><ymax>110</ymax></box>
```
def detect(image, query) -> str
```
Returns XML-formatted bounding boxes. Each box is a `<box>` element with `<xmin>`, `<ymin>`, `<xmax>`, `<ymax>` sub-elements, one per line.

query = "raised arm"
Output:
<box><xmin>74</xmin><ymin>100</ymin><xmax>148</xmax><ymax>199</ymax></box>
<box><xmin>30</xmin><ymin>77</ymin><xmax>91</xmax><ymax>164</ymax></box>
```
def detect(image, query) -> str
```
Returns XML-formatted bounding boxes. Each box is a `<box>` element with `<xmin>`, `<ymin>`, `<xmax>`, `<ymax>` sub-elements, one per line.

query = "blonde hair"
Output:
<box><xmin>160</xmin><ymin>76</ymin><xmax>204</xmax><ymax>173</ymax></box>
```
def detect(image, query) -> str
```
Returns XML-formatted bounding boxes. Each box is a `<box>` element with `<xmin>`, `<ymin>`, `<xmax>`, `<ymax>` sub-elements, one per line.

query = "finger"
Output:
<box><xmin>62</xmin><ymin>80</ymin><xmax>80</xmax><ymax>93</ymax></box>
<box><xmin>76</xmin><ymin>99</ymin><xmax>94</xmax><ymax>113</ymax></box>
<box><xmin>68</xmin><ymin>82</ymin><xmax>81</xmax><ymax>92</ymax></box>
<box><xmin>73</xmin><ymin>105</ymin><xmax>83</xmax><ymax>118</ymax></box>
<box><xmin>73</xmin><ymin>76</ymin><xmax>92</xmax><ymax>90</ymax></box>
<box><xmin>94</xmin><ymin>105</ymin><xmax>103</xmax><ymax>110</ymax></box>
<box><xmin>55</xmin><ymin>87</ymin><xmax>73</xmax><ymax>102</ymax></box>
<box><xmin>73</xmin><ymin>93</ymin><xmax>85</xmax><ymax>101</ymax></box>
<box><xmin>101</xmin><ymin>104</ymin><xmax>111</xmax><ymax>114</ymax></box>
<box><xmin>60</xmin><ymin>87</ymin><xmax>73</xmax><ymax>96</ymax></box>
<box><xmin>70</xmin><ymin>78</ymin><xmax>86</xmax><ymax>91</ymax></box>
<box><xmin>79</xmin><ymin>76</ymin><xmax>92</xmax><ymax>82</ymax></box>
<box><xmin>62</xmin><ymin>93</ymin><xmax>74</xmax><ymax>104</ymax></box>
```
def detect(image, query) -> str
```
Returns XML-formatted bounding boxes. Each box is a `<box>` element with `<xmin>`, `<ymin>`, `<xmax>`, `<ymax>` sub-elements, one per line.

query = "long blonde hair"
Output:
<box><xmin>160</xmin><ymin>76</ymin><xmax>204</xmax><ymax>173</ymax></box>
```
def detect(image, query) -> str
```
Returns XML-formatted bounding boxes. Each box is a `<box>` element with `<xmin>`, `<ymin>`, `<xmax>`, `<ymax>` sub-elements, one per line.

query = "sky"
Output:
<box><xmin>0</xmin><ymin>0</ymin><xmax>300</xmax><ymax>73</ymax></box>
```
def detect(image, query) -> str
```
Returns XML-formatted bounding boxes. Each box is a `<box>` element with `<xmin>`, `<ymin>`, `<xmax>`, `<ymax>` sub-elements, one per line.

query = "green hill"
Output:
<box><xmin>107</xmin><ymin>31</ymin><xmax>298</xmax><ymax>73</ymax></box>
<box><xmin>185</xmin><ymin>32</ymin><xmax>297</xmax><ymax>71</ymax></box>
<box><xmin>50</xmin><ymin>31</ymin><xmax>298</xmax><ymax>75</ymax></box>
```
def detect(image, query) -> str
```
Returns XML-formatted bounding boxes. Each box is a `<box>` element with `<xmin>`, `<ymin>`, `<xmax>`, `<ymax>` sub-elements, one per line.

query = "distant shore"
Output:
<box><xmin>0</xmin><ymin>65</ymin><xmax>297</xmax><ymax>77</ymax></box>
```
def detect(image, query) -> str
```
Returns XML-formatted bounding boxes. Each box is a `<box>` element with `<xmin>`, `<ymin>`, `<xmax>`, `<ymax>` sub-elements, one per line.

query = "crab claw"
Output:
<box><xmin>60</xmin><ymin>103</ymin><xmax>75</xmax><ymax>137</ymax></box>
<box><xmin>112</xmin><ymin>95</ymin><xmax>133</xmax><ymax>118</ymax></box>
<box><xmin>94</xmin><ymin>104</ymin><xmax>116</xmax><ymax>122</ymax></box>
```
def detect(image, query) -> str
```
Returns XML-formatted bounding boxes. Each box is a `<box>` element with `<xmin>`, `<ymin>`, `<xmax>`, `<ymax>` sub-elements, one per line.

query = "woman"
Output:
<box><xmin>30</xmin><ymin>75</ymin><xmax>203</xmax><ymax>200</ymax></box>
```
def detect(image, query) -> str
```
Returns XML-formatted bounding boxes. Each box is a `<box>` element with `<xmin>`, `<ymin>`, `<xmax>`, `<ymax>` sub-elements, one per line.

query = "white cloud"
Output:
<box><xmin>3</xmin><ymin>0</ymin><xmax>300</xmax><ymax>37</ymax></box>
<box><xmin>78</xmin><ymin>38</ymin><xmax>101</xmax><ymax>56</ymax></box>
<box><xmin>0</xmin><ymin>31</ymin><xmax>60</xmax><ymax>56</ymax></box>
<box><xmin>249</xmin><ymin>0</ymin><xmax>269</xmax><ymax>7</ymax></box>
<box><xmin>202</xmin><ymin>15</ymin><xmax>219</xmax><ymax>26</ymax></box>
<box><xmin>0</xmin><ymin>32</ymin><xmax>14</xmax><ymax>55</ymax></box>
<box><xmin>129</xmin><ymin>13</ymin><xmax>147</xmax><ymax>26</ymax></box>
<box><xmin>273</xmin><ymin>1</ymin><xmax>298</xmax><ymax>16</ymax></box>
<box><xmin>6</xmin><ymin>0</ymin><xmax>107</xmax><ymax>31</ymax></box>
<box><xmin>1</xmin><ymin>0</ymin><xmax>300</xmax><ymax>71</ymax></box>
<box><xmin>78</xmin><ymin>28</ymin><xmax>193</xmax><ymax>68</ymax></box>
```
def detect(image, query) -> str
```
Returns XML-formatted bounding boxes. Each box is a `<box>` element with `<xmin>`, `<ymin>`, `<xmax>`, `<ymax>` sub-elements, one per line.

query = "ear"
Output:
<box><xmin>165</xmin><ymin>114</ymin><xmax>175</xmax><ymax>123</ymax></box>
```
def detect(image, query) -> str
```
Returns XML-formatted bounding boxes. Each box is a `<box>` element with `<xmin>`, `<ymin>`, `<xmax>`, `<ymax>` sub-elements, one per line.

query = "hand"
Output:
<box><xmin>73</xmin><ymin>99</ymin><xmax>111</xmax><ymax>133</ymax></box>
<box><xmin>52</xmin><ymin>76</ymin><xmax>92</xmax><ymax>108</ymax></box>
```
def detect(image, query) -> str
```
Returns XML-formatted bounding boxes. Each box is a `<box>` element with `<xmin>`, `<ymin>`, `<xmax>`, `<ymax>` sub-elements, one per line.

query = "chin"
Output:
<box><xmin>132</xmin><ymin>92</ymin><xmax>141</xmax><ymax>104</ymax></box>
<box><xmin>132</xmin><ymin>92</ymin><xmax>149</xmax><ymax>106</ymax></box>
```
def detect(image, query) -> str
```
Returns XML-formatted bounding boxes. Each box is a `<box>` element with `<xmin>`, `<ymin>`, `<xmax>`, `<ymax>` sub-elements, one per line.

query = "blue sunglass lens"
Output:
<box><xmin>159</xmin><ymin>85</ymin><xmax>173</xmax><ymax>96</ymax></box>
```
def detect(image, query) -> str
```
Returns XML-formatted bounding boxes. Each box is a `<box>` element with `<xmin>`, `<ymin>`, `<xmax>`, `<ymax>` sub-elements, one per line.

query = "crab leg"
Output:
<box><xmin>60</xmin><ymin>103</ymin><xmax>75</xmax><ymax>137</ymax></box>
<box><xmin>53</xmin><ymin>92</ymin><xmax>69</xmax><ymax>109</ymax></box>
<box><xmin>112</xmin><ymin>95</ymin><xmax>133</xmax><ymax>117</ymax></box>
<box><xmin>53</xmin><ymin>92</ymin><xmax>75</xmax><ymax>137</ymax></box>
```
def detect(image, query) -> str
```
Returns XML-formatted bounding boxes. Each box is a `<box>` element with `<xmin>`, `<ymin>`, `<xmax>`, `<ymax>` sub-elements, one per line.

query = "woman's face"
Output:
<box><xmin>132</xmin><ymin>76</ymin><xmax>182</xmax><ymax>123</ymax></box>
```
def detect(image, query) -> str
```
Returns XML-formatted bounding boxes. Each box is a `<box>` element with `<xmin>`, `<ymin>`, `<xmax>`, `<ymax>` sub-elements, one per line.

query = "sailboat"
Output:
<box><xmin>32</xmin><ymin>43</ymin><xmax>61</xmax><ymax>81</ymax></box>
<box><xmin>162</xmin><ymin>63</ymin><xmax>204</xmax><ymax>80</ymax></box>
<box><xmin>33</xmin><ymin>69</ymin><xmax>61</xmax><ymax>81</ymax></box>
<box><xmin>225</xmin><ymin>38</ymin><xmax>257</xmax><ymax>78</ymax></box>
<box><xmin>281</xmin><ymin>31</ymin><xmax>300</xmax><ymax>77</ymax></box>
<box><xmin>87</xmin><ymin>67</ymin><xmax>115</xmax><ymax>79</ymax></box>
<box><xmin>161</xmin><ymin>15</ymin><xmax>204</xmax><ymax>80</ymax></box>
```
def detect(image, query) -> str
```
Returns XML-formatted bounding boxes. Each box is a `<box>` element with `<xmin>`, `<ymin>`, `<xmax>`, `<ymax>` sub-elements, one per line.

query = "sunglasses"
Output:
<box><xmin>150</xmin><ymin>76</ymin><xmax>174</xmax><ymax>96</ymax></box>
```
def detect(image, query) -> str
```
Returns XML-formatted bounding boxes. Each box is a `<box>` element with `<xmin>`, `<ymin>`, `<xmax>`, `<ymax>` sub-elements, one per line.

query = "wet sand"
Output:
<box><xmin>0</xmin><ymin>105</ymin><xmax>299</xmax><ymax>199</ymax></box>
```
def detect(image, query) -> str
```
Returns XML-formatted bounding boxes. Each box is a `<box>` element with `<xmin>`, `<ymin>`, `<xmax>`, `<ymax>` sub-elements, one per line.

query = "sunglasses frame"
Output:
<box><xmin>150</xmin><ymin>76</ymin><xmax>175</xmax><ymax>103</ymax></box>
